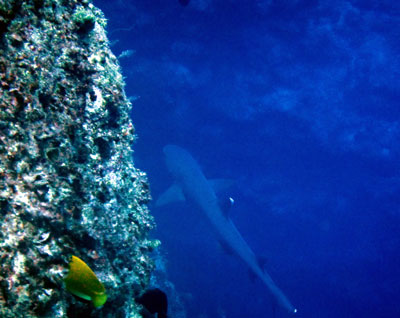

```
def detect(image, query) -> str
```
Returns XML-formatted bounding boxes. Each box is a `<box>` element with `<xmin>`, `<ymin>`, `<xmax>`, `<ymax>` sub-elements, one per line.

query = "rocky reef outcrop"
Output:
<box><xmin>0</xmin><ymin>0</ymin><xmax>158</xmax><ymax>316</ymax></box>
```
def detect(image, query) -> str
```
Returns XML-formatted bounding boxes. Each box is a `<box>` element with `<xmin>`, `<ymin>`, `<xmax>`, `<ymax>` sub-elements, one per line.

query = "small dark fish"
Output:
<box><xmin>136</xmin><ymin>288</ymin><xmax>168</xmax><ymax>318</ymax></box>
<box><xmin>178</xmin><ymin>0</ymin><xmax>190</xmax><ymax>6</ymax></box>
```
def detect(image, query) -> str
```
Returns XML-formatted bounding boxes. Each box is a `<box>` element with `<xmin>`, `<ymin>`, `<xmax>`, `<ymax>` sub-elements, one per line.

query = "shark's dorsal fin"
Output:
<box><xmin>156</xmin><ymin>184</ymin><xmax>185</xmax><ymax>207</ymax></box>
<box><xmin>208</xmin><ymin>178</ymin><xmax>235</xmax><ymax>194</ymax></box>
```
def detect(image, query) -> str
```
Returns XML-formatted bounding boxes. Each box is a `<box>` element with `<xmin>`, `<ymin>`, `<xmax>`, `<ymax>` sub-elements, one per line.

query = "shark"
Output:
<box><xmin>156</xmin><ymin>145</ymin><xmax>297</xmax><ymax>314</ymax></box>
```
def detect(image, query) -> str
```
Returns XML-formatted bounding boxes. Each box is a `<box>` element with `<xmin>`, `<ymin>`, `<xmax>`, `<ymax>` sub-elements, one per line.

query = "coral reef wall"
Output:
<box><xmin>0</xmin><ymin>0</ymin><xmax>158</xmax><ymax>316</ymax></box>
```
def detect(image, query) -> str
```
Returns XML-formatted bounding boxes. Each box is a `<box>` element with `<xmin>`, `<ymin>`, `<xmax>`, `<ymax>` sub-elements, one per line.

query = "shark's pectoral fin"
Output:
<box><xmin>156</xmin><ymin>184</ymin><xmax>185</xmax><ymax>207</ymax></box>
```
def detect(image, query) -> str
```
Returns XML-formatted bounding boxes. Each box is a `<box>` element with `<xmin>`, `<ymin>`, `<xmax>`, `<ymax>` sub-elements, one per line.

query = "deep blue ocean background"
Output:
<box><xmin>94</xmin><ymin>1</ymin><xmax>399</xmax><ymax>317</ymax></box>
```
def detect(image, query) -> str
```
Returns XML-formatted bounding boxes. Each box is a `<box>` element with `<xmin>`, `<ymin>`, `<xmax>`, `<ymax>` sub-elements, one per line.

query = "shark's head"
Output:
<box><xmin>163</xmin><ymin>145</ymin><xmax>198</xmax><ymax>182</ymax></box>
<box><xmin>164</xmin><ymin>144</ymin><xmax>187</xmax><ymax>169</ymax></box>
<box><xmin>163</xmin><ymin>145</ymin><xmax>185</xmax><ymax>162</ymax></box>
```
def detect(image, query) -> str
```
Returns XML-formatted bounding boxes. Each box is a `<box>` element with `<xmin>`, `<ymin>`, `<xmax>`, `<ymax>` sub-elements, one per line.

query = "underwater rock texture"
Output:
<box><xmin>0</xmin><ymin>0</ymin><xmax>157</xmax><ymax>316</ymax></box>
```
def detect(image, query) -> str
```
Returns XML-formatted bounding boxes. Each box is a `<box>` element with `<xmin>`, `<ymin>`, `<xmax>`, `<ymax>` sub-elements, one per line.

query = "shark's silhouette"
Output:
<box><xmin>157</xmin><ymin>145</ymin><xmax>297</xmax><ymax>314</ymax></box>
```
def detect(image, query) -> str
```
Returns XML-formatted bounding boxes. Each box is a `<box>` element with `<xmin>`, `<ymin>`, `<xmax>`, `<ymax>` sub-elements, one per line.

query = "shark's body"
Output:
<box><xmin>158</xmin><ymin>145</ymin><xmax>296</xmax><ymax>314</ymax></box>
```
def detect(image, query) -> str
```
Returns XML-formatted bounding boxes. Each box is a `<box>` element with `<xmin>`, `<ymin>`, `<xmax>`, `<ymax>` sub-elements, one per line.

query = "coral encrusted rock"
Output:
<box><xmin>0</xmin><ymin>0</ymin><xmax>158</xmax><ymax>317</ymax></box>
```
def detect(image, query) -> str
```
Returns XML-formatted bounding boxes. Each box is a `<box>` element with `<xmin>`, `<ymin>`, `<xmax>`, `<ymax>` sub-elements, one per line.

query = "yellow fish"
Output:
<box><xmin>64</xmin><ymin>255</ymin><xmax>107</xmax><ymax>307</ymax></box>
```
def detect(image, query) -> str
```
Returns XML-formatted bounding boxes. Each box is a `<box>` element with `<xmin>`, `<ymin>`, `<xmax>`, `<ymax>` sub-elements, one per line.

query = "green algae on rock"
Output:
<box><xmin>0</xmin><ymin>0</ymin><xmax>157</xmax><ymax>316</ymax></box>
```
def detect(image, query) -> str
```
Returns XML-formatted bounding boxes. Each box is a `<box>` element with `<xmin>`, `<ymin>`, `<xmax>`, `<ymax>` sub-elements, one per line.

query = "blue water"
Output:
<box><xmin>94</xmin><ymin>1</ymin><xmax>400</xmax><ymax>317</ymax></box>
